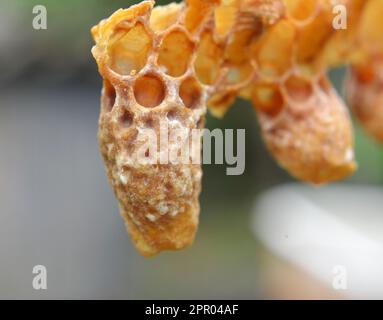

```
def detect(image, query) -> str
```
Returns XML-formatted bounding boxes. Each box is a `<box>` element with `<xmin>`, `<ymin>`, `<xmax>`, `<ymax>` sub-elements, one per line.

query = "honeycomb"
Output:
<box><xmin>91</xmin><ymin>0</ymin><xmax>383</xmax><ymax>256</ymax></box>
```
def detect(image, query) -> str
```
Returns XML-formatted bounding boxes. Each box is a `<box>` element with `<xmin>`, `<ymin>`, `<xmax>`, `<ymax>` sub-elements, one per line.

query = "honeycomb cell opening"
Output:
<box><xmin>158</xmin><ymin>30</ymin><xmax>194</xmax><ymax>77</ymax></box>
<box><xmin>179</xmin><ymin>77</ymin><xmax>202</xmax><ymax>109</ymax></box>
<box><xmin>104</xmin><ymin>80</ymin><xmax>116</xmax><ymax>112</ymax></box>
<box><xmin>107</xmin><ymin>22</ymin><xmax>152</xmax><ymax>76</ymax></box>
<box><xmin>134</xmin><ymin>74</ymin><xmax>166</xmax><ymax>108</ymax></box>
<box><xmin>252</xmin><ymin>84</ymin><xmax>284</xmax><ymax>116</ymax></box>
<box><xmin>150</xmin><ymin>3</ymin><xmax>182</xmax><ymax>31</ymax></box>
<box><xmin>284</xmin><ymin>75</ymin><xmax>314</xmax><ymax>102</ymax></box>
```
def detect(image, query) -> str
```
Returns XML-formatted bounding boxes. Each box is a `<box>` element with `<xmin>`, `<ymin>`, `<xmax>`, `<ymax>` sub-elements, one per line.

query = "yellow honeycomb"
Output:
<box><xmin>92</xmin><ymin>0</ymin><xmax>383</xmax><ymax>256</ymax></box>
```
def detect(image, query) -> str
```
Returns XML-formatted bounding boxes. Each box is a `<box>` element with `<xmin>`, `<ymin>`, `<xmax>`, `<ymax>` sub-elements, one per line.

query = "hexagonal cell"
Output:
<box><xmin>158</xmin><ymin>30</ymin><xmax>194</xmax><ymax>77</ymax></box>
<box><xmin>284</xmin><ymin>75</ymin><xmax>314</xmax><ymax>102</ymax></box>
<box><xmin>108</xmin><ymin>22</ymin><xmax>152</xmax><ymax>76</ymax></box>
<box><xmin>284</xmin><ymin>0</ymin><xmax>318</xmax><ymax>22</ymax></box>
<box><xmin>179</xmin><ymin>77</ymin><xmax>202</xmax><ymax>109</ymax></box>
<box><xmin>134</xmin><ymin>74</ymin><xmax>166</xmax><ymax>108</ymax></box>
<box><xmin>252</xmin><ymin>20</ymin><xmax>295</xmax><ymax>78</ymax></box>
<box><xmin>150</xmin><ymin>3</ymin><xmax>182</xmax><ymax>31</ymax></box>
<box><xmin>194</xmin><ymin>31</ymin><xmax>224</xmax><ymax>85</ymax></box>
<box><xmin>251</xmin><ymin>83</ymin><xmax>284</xmax><ymax>116</ymax></box>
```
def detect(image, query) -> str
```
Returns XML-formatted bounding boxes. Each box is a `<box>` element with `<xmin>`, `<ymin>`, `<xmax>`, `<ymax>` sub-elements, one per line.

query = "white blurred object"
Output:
<box><xmin>252</xmin><ymin>183</ymin><xmax>383</xmax><ymax>299</ymax></box>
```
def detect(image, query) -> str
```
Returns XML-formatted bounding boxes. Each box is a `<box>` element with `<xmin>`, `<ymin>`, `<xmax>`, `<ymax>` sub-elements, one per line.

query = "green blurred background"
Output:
<box><xmin>0</xmin><ymin>0</ymin><xmax>383</xmax><ymax>299</ymax></box>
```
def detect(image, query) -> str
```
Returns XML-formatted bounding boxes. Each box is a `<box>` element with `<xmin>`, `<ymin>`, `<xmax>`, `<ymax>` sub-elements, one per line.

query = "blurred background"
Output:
<box><xmin>1</xmin><ymin>0</ymin><xmax>383</xmax><ymax>299</ymax></box>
